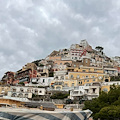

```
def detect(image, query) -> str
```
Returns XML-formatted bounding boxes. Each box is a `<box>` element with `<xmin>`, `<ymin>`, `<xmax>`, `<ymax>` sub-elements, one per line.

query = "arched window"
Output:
<box><xmin>11</xmin><ymin>93</ymin><xmax>17</xmax><ymax>97</ymax></box>
<box><xmin>27</xmin><ymin>88</ymin><xmax>32</xmax><ymax>92</ymax></box>
<box><xmin>103</xmin><ymin>88</ymin><xmax>108</xmax><ymax>92</ymax></box>
<box><xmin>34</xmin><ymin>89</ymin><xmax>38</xmax><ymax>94</ymax></box>
<box><xmin>12</xmin><ymin>88</ymin><xmax>16</xmax><ymax>92</ymax></box>
<box><xmin>18</xmin><ymin>93</ymin><xmax>23</xmax><ymax>98</ymax></box>
<box><xmin>56</xmin><ymin>86</ymin><xmax>61</xmax><ymax>90</ymax></box>
<box><xmin>24</xmin><ymin>94</ymin><xmax>28</xmax><ymax>98</ymax></box>
<box><xmin>20</xmin><ymin>88</ymin><xmax>24</xmax><ymax>92</ymax></box>
<box><xmin>105</xmin><ymin>79</ymin><xmax>109</xmax><ymax>82</ymax></box>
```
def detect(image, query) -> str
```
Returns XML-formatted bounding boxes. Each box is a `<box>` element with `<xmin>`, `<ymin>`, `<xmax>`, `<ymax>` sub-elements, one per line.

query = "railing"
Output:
<box><xmin>3</xmin><ymin>96</ymin><xmax>31</xmax><ymax>102</ymax></box>
<box><xmin>72</xmin><ymin>93</ymin><xmax>84</xmax><ymax>96</ymax></box>
<box><xmin>47</xmin><ymin>86</ymin><xmax>74</xmax><ymax>91</ymax></box>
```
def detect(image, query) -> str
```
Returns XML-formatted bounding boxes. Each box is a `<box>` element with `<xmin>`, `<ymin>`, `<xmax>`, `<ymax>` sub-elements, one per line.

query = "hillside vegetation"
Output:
<box><xmin>83</xmin><ymin>85</ymin><xmax>120</xmax><ymax>120</ymax></box>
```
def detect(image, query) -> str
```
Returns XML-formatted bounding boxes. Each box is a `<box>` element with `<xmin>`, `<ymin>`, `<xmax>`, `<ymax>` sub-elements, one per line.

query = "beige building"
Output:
<box><xmin>6</xmin><ymin>86</ymin><xmax>46</xmax><ymax>102</ymax></box>
<box><xmin>101</xmin><ymin>81</ymin><xmax>120</xmax><ymax>92</ymax></box>
<box><xmin>67</xmin><ymin>72</ymin><xmax>110</xmax><ymax>86</ymax></box>
<box><xmin>0</xmin><ymin>86</ymin><xmax>10</xmax><ymax>96</ymax></box>
<box><xmin>51</xmin><ymin>66</ymin><xmax>110</xmax><ymax>90</ymax></box>
<box><xmin>22</xmin><ymin>63</ymin><xmax>37</xmax><ymax>71</ymax></box>
<box><xmin>0</xmin><ymin>98</ymin><xmax>24</xmax><ymax>108</ymax></box>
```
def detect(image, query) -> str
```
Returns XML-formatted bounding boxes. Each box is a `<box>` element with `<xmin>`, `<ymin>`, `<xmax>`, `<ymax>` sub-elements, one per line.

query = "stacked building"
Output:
<box><xmin>0</xmin><ymin>40</ymin><xmax>120</xmax><ymax>107</ymax></box>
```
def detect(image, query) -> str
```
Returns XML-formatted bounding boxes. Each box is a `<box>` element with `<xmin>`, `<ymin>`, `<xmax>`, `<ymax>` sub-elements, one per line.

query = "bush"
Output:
<box><xmin>50</xmin><ymin>92</ymin><xmax>69</xmax><ymax>99</ymax></box>
<box><xmin>83</xmin><ymin>85</ymin><xmax>120</xmax><ymax>119</ymax></box>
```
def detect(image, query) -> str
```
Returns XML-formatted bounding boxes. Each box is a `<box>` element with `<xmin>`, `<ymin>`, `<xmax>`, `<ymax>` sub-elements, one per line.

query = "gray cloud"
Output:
<box><xmin>0</xmin><ymin>0</ymin><xmax>120</xmax><ymax>78</ymax></box>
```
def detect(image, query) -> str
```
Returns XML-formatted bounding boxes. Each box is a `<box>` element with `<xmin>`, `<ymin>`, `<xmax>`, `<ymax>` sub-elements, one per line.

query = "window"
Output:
<box><xmin>82</xmin><ymin>70</ymin><xmax>86</xmax><ymax>72</ymax></box>
<box><xmin>20</xmin><ymin>88</ymin><xmax>24</xmax><ymax>92</ymax></box>
<box><xmin>86</xmin><ymin>89</ymin><xmax>89</xmax><ymax>93</ymax></box>
<box><xmin>43</xmin><ymin>79</ymin><xmax>45</xmax><ymax>83</ymax></box>
<box><xmin>77</xmin><ymin>75</ymin><xmax>80</xmax><ymax>79</ymax></box>
<box><xmin>35</xmin><ymin>89</ymin><xmax>38</xmax><ymax>93</ymax></box>
<box><xmin>93</xmin><ymin>79</ymin><xmax>95</xmax><ymax>81</ymax></box>
<box><xmin>112</xmin><ymin>71</ymin><xmax>114</xmax><ymax>74</ymax></box>
<box><xmin>65</xmin><ymin>83</ymin><xmax>68</xmax><ymax>87</ymax></box>
<box><xmin>25</xmin><ymin>94</ymin><xmax>28</xmax><ymax>98</ymax></box>
<box><xmin>61</xmin><ymin>76</ymin><xmax>64</xmax><ymax>79</ymax></box>
<box><xmin>72</xmin><ymin>83</ymin><xmax>74</xmax><ymax>87</ymax></box>
<box><xmin>93</xmin><ymin>88</ymin><xmax>96</xmax><ymax>93</ymax></box>
<box><xmin>103</xmin><ymin>88</ymin><xmax>108</xmax><ymax>92</ymax></box>
<box><xmin>79</xmin><ymin>81</ymin><xmax>82</xmax><ymax>84</ymax></box>
<box><xmin>12</xmin><ymin>88</ymin><xmax>16</xmax><ymax>92</ymax></box>
<box><xmin>39</xmin><ymin>91</ymin><xmax>42</xmax><ymax>93</ymax></box>
<box><xmin>74</xmin><ymin>64</ymin><xmax>76</xmax><ymax>67</ymax></box>
<box><xmin>94</xmin><ymin>69</ymin><xmax>97</xmax><ymax>72</ymax></box>
<box><xmin>80</xmin><ymin>91</ymin><xmax>83</xmax><ymax>94</ymax></box>
<box><xmin>56</xmin><ymin>86</ymin><xmax>61</xmax><ymax>90</ymax></box>
<box><xmin>86</xmin><ymin>76</ymin><xmax>88</xmax><ymax>78</ymax></box>
<box><xmin>71</xmin><ymin>75</ymin><xmax>73</xmax><ymax>78</ymax></box>
<box><xmin>87</xmin><ymin>80</ymin><xmax>89</xmax><ymax>82</ymax></box>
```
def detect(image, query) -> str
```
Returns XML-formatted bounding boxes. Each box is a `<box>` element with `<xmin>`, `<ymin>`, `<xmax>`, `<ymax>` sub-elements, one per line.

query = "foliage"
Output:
<box><xmin>66</xmin><ymin>99</ymin><xmax>73</xmax><ymax>104</ymax></box>
<box><xmin>32</xmin><ymin>59</ymin><xmax>41</xmax><ymax>66</ymax></box>
<box><xmin>39</xmin><ymin>64</ymin><xmax>44</xmax><ymax>67</ymax></box>
<box><xmin>95</xmin><ymin>46</ymin><xmax>104</xmax><ymax>52</ymax></box>
<box><xmin>38</xmin><ymin>86</ymin><xmax>46</xmax><ymax>88</ymax></box>
<box><xmin>49</xmin><ymin>72</ymin><xmax>54</xmax><ymax>77</ymax></box>
<box><xmin>110</xmin><ymin>76</ymin><xmax>120</xmax><ymax>81</ymax></box>
<box><xmin>50</xmin><ymin>92</ymin><xmax>69</xmax><ymax>99</ymax></box>
<box><xmin>18</xmin><ymin>82</ymin><xmax>25</xmax><ymax>86</ymax></box>
<box><xmin>83</xmin><ymin>85</ymin><xmax>120</xmax><ymax>119</ymax></box>
<box><xmin>95</xmin><ymin>106</ymin><xmax>120</xmax><ymax>120</ymax></box>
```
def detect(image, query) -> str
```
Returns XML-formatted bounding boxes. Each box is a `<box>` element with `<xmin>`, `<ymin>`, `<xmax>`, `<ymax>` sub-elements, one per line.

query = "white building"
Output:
<box><xmin>80</xmin><ymin>40</ymin><xmax>89</xmax><ymax>49</ymax></box>
<box><xmin>70</xmin><ymin>82</ymin><xmax>101</xmax><ymax>100</ymax></box>
<box><xmin>54</xmin><ymin>70</ymin><xmax>67</xmax><ymax>80</ymax></box>
<box><xmin>27</xmin><ymin>77</ymin><xmax>54</xmax><ymax>87</ymax></box>
<box><xmin>5</xmin><ymin>86</ymin><xmax>46</xmax><ymax>102</ymax></box>
<box><xmin>104</xmin><ymin>67</ymin><xmax>118</xmax><ymax>76</ymax></box>
<box><xmin>69</xmin><ymin>44</ymin><xmax>86</xmax><ymax>61</ymax></box>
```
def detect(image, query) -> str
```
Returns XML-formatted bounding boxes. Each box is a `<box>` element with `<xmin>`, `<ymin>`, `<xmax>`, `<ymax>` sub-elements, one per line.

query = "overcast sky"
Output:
<box><xmin>0</xmin><ymin>0</ymin><xmax>120</xmax><ymax>79</ymax></box>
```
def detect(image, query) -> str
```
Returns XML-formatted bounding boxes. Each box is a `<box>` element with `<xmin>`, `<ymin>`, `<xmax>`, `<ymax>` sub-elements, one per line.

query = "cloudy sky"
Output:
<box><xmin>0</xmin><ymin>0</ymin><xmax>120</xmax><ymax>78</ymax></box>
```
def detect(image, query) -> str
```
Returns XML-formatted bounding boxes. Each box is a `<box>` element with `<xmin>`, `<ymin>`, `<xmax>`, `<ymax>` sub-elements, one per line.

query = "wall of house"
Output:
<box><xmin>74</xmin><ymin>67</ymin><xmax>104</xmax><ymax>73</ymax></box>
<box><xmin>67</xmin><ymin>72</ymin><xmax>110</xmax><ymax>85</ymax></box>
<box><xmin>0</xmin><ymin>98</ymin><xmax>24</xmax><ymax>107</ymax></box>
<box><xmin>101</xmin><ymin>85</ymin><xmax>110</xmax><ymax>92</ymax></box>
<box><xmin>0</xmin><ymin>86</ymin><xmax>10</xmax><ymax>95</ymax></box>
<box><xmin>48</xmin><ymin>56</ymin><xmax>61</xmax><ymax>61</ymax></box>
<box><xmin>54</xmin><ymin>60</ymin><xmax>72</xmax><ymax>66</ymax></box>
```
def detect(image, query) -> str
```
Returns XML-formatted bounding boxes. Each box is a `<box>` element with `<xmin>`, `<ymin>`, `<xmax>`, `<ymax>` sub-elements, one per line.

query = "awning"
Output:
<box><xmin>0</xmin><ymin>108</ymin><xmax>92</xmax><ymax>120</ymax></box>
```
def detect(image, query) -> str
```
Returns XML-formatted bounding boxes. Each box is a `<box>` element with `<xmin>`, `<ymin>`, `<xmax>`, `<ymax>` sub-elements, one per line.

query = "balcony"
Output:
<box><xmin>72</xmin><ymin>91</ymin><xmax>84</xmax><ymax>96</ymax></box>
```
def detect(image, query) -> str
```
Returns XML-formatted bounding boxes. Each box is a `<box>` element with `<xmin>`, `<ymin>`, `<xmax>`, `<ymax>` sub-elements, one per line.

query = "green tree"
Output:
<box><xmin>95</xmin><ymin>46</ymin><xmax>104</xmax><ymax>52</ymax></box>
<box><xmin>83</xmin><ymin>85</ymin><xmax>120</xmax><ymax>119</ymax></box>
<box><xmin>50</xmin><ymin>92</ymin><xmax>69</xmax><ymax>99</ymax></box>
<box><xmin>96</xmin><ymin>106</ymin><xmax>120</xmax><ymax>120</ymax></box>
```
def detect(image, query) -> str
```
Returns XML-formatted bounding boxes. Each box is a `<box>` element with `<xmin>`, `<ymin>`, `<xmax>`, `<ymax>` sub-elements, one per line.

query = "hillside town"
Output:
<box><xmin>0</xmin><ymin>40</ymin><xmax>120</xmax><ymax>111</ymax></box>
